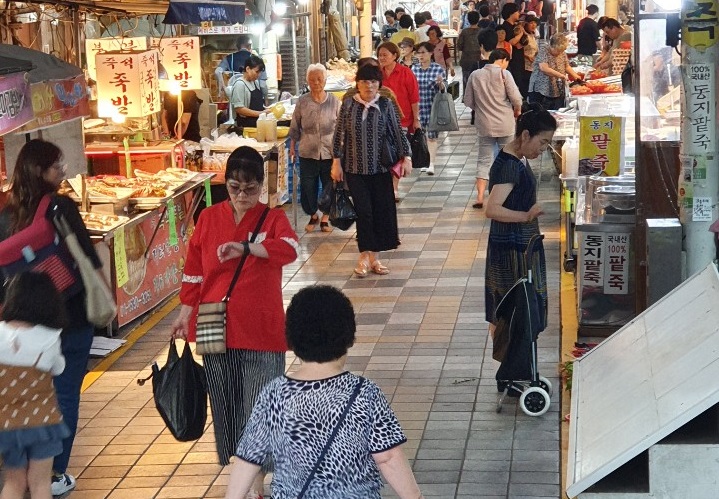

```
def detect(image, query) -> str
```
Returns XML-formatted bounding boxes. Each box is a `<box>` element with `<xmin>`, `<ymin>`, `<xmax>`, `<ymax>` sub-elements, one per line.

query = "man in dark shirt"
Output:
<box><xmin>477</xmin><ymin>4</ymin><xmax>497</xmax><ymax>29</ymax></box>
<box><xmin>162</xmin><ymin>90</ymin><xmax>203</xmax><ymax>143</ymax></box>
<box><xmin>501</xmin><ymin>3</ymin><xmax>526</xmax><ymax>91</ymax></box>
<box><xmin>576</xmin><ymin>4</ymin><xmax>601</xmax><ymax>56</ymax></box>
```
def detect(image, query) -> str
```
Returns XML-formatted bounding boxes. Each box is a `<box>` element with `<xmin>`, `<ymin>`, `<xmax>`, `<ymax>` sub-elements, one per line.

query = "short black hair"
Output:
<box><xmin>477</xmin><ymin>5</ymin><xmax>489</xmax><ymax>18</ymax></box>
<box><xmin>477</xmin><ymin>27</ymin><xmax>498</xmax><ymax>51</ymax></box>
<box><xmin>501</xmin><ymin>2</ymin><xmax>519</xmax><ymax>20</ymax></box>
<box><xmin>236</xmin><ymin>34</ymin><xmax>251</xmax><ymax>50</ymax></box>
<box><xmin>226</xmin><ymin>146</ymin><xmax>265</xmax><ymax>184</ymax></box>
<box><xmin>517</xmin><ymin>103</ymin><xmax>558</xmax><ymax>138</ymax></box>
<box><xmin>355</xmin><ymin>64</ymin><xmax>383</xmax><ymax>83</ymax></box>
<box><xmin>243</xmin><ymin>54</ymin><xmax>265</xmax><ymax>72</ymax></box>
<box><xmin>399</xmin><ymin>15</ymin><xmax>414</xmax><ymax>29</ymax></box>
<box><xmin>427</xmin><ymin>25</ymin><xmax>443</xmax><ymax>38</ymax></box>
<box><xmin>489</xmin><ymin>48</ymin><xmax>511</xmax><ymax>62</ymax></box>
<box><xmin>414</xmin><ymin>12</ymin><xmax>425</xmax><ymax>25</ymax></box>
<box><xmin>395</xmin><ymin>6</ymin><xmax>405</xmax><ymax>14</ymax></box>
<box><xmin>384</xmin><ymin>9</ymin><xmax>396</xmax><ymax>18</ymax></box>
<box><xmin>495</xmin><ymin>24</ymin><xmax>507</xmax><ymax>33</ymax></box>
<box><xmin>286</xmin><ymin>285</ymin><xmax>356</xmax><ymax>363</ymax></box>
<box><xmin>1</xmin><ymin>272</ymin><xmax>66</xmax><ymax>329</ymax></box>
<box><xmin>599</xmin><ymin>17</ymin><xmax>621</xmax><ymax>29</ymax></box>
<box><xmin>587</xmin><ymin>4</ymin><xmax>599</xmax><ymax>15</ymax></box>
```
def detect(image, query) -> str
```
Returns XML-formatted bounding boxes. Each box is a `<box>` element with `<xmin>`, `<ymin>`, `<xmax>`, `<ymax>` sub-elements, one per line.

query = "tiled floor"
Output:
<box><xmin>14</xmin><ymin>103</ymin><xmax>563</xmax><ymax>499</ymax></box>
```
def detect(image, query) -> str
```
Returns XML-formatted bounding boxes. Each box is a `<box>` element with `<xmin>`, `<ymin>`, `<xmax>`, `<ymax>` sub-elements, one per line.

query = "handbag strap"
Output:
<box><xmin>297</xmin><ymin>377</ymin><xmax>365</xmax><ymax>499</ymax></box>
<box><xmin>222</xmin><ymin>207</ymin><xmax>270</xmax><ymax>302</ymax></box>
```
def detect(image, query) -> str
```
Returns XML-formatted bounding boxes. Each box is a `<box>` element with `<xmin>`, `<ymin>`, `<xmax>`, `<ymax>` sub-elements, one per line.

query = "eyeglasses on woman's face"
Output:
<box><xmin>227</xmin><ymin>180</ymin><xmax>260</xmax><ymax>196</ymax></box>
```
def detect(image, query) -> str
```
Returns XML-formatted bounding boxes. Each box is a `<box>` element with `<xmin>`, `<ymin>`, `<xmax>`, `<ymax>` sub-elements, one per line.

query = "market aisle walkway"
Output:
<box><xmin>61</xmin><ymin>104</ymin><xmax>563</xmax><ymax>499</ymax></box>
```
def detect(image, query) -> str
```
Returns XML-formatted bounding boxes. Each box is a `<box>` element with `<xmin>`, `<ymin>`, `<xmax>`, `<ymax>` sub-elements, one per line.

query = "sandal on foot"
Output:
<box><xmin>354</xmin><ymin>260</ymin><xmax>369</xmax><ymax>277</ymax></box>
<box><xmin>371</xmin><ymin>262</ymin><xmax>390</xmax><ymax>275</ymax></box>
<box><xmin>305</xmin><ymin>215</ymin><xmax>319</xmax><ymax>232</ymax></box>
<box><xmin>472</xmin><ymin>202</ymin><xmax>483</xmax><ymax>209</ymax></box>
<box><xmin>320</xmin><ymin>221</ymin><xmax>332</xmax><ymax>232</ymax></box>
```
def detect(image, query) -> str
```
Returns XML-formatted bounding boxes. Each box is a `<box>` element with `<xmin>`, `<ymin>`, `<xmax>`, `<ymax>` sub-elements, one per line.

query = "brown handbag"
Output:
<box><xmin>195</xmin><ymin>207</ymin><xmax>270</xmax><ymax>355</ymax></box>
<box><xmin>0</xmin><ymin>363</ymin><xmax>63</xmax><ymax>430</ymax></box>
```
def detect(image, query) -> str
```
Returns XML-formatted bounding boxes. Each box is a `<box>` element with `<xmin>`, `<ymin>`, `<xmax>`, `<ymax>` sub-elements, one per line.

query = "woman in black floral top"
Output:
<box><xmin>330</xmin><ymin>64</ymin><xmax>411</xmax><ymax>278</ymax></box>
<box><xmin>225</xmin><ymin>285</ymin><xmax>423</xmax><ymax>499</ymax></box>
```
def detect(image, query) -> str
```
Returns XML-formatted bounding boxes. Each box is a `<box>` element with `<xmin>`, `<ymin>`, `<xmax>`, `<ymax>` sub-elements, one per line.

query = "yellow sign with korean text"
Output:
<box><xmin>114</xmin><ymin>226</ymin><xmax>129</xmax><ymax>287</ymax></box>
<box><xmin>578</xmin><ymin>116</ymin><xmax>624</xmax><ymax>176</ymax></box>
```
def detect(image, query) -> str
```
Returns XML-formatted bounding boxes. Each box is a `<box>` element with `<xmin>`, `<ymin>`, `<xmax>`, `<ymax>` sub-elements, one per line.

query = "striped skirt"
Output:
<box><xmin>203</xmin><ymin>349</ymin><xmax>285</xmax><ymax>467</ymax></box>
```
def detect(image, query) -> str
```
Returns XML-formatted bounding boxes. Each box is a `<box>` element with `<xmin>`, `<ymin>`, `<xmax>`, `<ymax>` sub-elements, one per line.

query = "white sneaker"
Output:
<box><xmin>51</xmin><ymin>472</ymin><xmax>76</xmax><ymax>496</ymax></box>
<box><xmin>426</xmin><ymin>165</ymin><xmax>435</xmax><ymax>176</ymax></box>
<box><xmin>420</xmin><ymin>167</ymin><xmax>428</xmax><ymax>173</ymax></box>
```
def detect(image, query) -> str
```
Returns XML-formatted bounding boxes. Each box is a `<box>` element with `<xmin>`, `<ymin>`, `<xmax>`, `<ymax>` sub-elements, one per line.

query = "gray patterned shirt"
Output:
<box><xmin>288</xmin><ymin>92</ymin><xmax>341</xmax><ymax>160</ymax></box>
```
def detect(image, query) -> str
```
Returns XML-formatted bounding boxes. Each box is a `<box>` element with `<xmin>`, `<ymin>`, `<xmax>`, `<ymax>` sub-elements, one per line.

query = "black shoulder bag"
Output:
<box><xmin>195</xmin><ymin>207</ymin><xmax>270</xmax><ymax>355</ymax></box>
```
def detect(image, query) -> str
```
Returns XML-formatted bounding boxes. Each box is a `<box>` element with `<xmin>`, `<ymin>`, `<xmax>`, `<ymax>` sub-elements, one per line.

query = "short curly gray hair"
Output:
<box><xmin>306</xmin><ymin>63</ymin><xmax>327</xmax><ymax>81</ymax></box>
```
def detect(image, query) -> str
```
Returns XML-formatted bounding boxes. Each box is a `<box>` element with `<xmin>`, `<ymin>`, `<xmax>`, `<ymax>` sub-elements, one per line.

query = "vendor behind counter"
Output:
<box><xmin>162</xmin><ymin>90</ymin><xmax>203</xmax><ymax>143</ymax></box>
<box><xmin>228</xmin><ymin>55</ymin><xmax>266</xmax><ymax>129</ymax></box>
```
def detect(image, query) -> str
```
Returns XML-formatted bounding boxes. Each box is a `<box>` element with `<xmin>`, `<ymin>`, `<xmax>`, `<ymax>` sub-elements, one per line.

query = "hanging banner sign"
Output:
<box><xmin>685</xmin><ymin>64</ymin><xmax>716</xmax><ymax>154</ymax></box>
<box><xmin>163</xmin><ymin>0</ymin><xmax>246</xmax><ymax>25</ymax></box>
<box><xmin>578</xmin><ymin>116</ymin><xmax>624</xmax><ymax>176</ymax></box>
<box><xmin>197</xmin><ymin>23</ymin><xmax>250</xmax><ymax>35</ymax></box>
<box><xmin>85</xmin><ymin>37</ymin><xmax>148</xmax><ymax>81</ymax></box>
<box><xmin>683</xmin><ymin>0</ymin><xmax>719</xmax><ymax>21</ymax></box>
<box><xmin>96</xmin><ymin>50</ymin><xmax>160</xmax><ymax>118</ymax></box>
<box><xmin>604</xmin><ymin>233</ymin><xmax>630</xmax><ymax>295</ymax></box>
<box><xmin>0</xmin><ymin>72</ymin><xmax>33</xmax><ymax>135</ymax></box>
<box><xmin>150</xmin><ymin>37</ymin><xmax>202</xmax><ymax>91</ymax></box>
<box><xmin>19</xmin><ymin>75</ymin><xmax>90</xmax><ymax>132</ymax></box>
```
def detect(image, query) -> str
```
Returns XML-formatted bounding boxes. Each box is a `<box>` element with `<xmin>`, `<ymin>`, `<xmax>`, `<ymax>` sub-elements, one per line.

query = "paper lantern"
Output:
<box><xmin>150</xmin><ymin>37</ymin><xmax>202</xmax><ymax>91</ymax></box>
<box><xmin>96</xmin><ymin>50</ymin><xmax>160</xmax><ymax>118</ymax></box>
<box><xmin>85</xmin><ymin>37</ymin><xmax>148</xmax><ymax>81</ymax></box>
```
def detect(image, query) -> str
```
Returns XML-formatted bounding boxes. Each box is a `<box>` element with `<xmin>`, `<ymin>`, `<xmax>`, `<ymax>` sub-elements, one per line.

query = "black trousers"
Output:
<box><xmin>345</xmin><ymin>171</ymin><xmax>399</xmax><ymax>253</ymax></box>
<box><xmin>299</xmin><ymin>157</ymin><xmax>332</xmax><ymax>216</ymax></box>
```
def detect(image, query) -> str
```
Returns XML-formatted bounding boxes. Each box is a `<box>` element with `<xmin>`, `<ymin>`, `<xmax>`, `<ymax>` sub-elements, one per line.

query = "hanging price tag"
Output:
<box><xmin>114</xmin><ymin>226</ymin><xmax>129</xmax><ymax>287</ymax></box>
<box><xmin>204</xmin><ymin>177</ymin><xmax>212</xmax><ymax>207</ymax></box>
<box><xmin>123</xmin><ymin>137</ymin><xmax>132</xmax><ymax>179</ymax></box>
<box><xmin>167</xmin><ymin>199</ymin><xmax>178</xmax><ymax>246</ymax></box>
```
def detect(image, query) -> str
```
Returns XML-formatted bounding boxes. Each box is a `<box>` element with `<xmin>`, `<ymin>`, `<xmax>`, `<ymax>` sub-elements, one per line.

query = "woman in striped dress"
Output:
<box><xmin>485</xmin><ymin>105</ymin><xmax>556</xmax><ymax>344</ymax></box>
<box><xmin>412</xmin><ymin>42</ymin><xmax>446</xmax><ymax>176</ymax></box>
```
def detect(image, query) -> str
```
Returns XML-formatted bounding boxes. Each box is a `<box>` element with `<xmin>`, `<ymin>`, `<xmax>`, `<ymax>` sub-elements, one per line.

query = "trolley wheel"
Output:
<box><xmin>520</xmin><ymin>387</ymin><xmax>550</xmax><ymax>417</ymax></box>
<box><xmin>563</xmin><ymin>258</ymin><xmax>576</xmax><ymax>273</ymax></box>
<box><xmin>538</xmin><ymin>376</ymin><xmax>553</xmax><ymax>397</ymax></box>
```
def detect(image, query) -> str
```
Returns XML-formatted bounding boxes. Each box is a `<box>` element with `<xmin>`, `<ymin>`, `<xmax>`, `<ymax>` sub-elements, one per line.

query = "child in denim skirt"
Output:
<box><xmin>0</xmin><ymin>272</ymin><xmax>70</xmax><ymax>498</ymax></box>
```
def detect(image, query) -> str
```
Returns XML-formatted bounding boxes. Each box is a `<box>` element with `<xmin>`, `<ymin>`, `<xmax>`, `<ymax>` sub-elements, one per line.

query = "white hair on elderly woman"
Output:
<box><xmin>306</xmin><ymin>63</ymin><xmax>327</xmax><ymax>80</ymax></box>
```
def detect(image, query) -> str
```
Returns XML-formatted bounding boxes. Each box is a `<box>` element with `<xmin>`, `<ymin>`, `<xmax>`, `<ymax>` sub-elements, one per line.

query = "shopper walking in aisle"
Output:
<box><xmin>520</xmin><ymin>14</ymin><xmax>539</xmax><ymax>98</ymax></box>
<box><xmin>398</xmin><ymin>38</ymin><xmax>418</xmax><ymax>67</ymax></box>
<box><xmin>377</xmin><ymin>41</ymin><xmax>420</xmax><ymax>201</ymax></box>
<box><xmin>415</xmin><ymin>12</ymin><xmax>430</xmax><ymax>42</ymax></box>
<box><xmin>484</xmin><ymin>104</ymin><xmax>556</xmax><ymax>344</ymax></box>
<box><xmin>381</xmin><ymin>10</ymin><xmax>399</xmax><ymax>42</ymax></box>
<box><xmin>457</xmin><ymin>10</ymin><xmax>482</xmax><ymax>92</ymax></box>
<box><xmin>528</xmin><ymin>32</ymin><xmax>582</xmax><ymax>110</ymax></box>
<box><xmin>427</xmin><ymin>26</ymin><xmax>456</xmax><ymax>77</ymax></box>
<box><xmin>289</xmin><ymin>64</ymin><xmax>341</xmax><ymax>233</ymax></box>
<box><xmin>171</xmin><ymin>146</ymin><xmax>298</xmax><ymax>499</ymax></box>
<box><xmin>331</xmin><ymin>64</ymin><xmax>411</xmax><ymax>277</ymax></box>
<box><xmin>224</xmin><ymin>285</ymin><xmax>424</xmax><ymax>499</ymax></box>
<box><xmin>477</xmin><ymin>4</ymin><xmax>497</xmax><ymax>28</ymax></box>
<box><xmin>464</xmin><ymin>49</ymin><xmax>522</xmax><ymax>209</ymax></box>
<box><xmin>390</xmin><ymin>15</ymin><xmax>418</xmax><ymax>46</ymax></box>
<box><xmin>0</xmin><ymin>273</ymin><xmax>69</xmax><ymax>499</ymax></box>
<box><xmin>500</xmin><ymin>3</ymin><xmax>527</xmax><ymax>89</ymax></box>
<box><xmin>412</xmin><ymin>42</ymin><xmax>446</xmax><ymax>176</ymax></box>
<box><xmin>0</xmin><ymin>139</ymin><xmax>106</xmax><ymax>496</ymax></box>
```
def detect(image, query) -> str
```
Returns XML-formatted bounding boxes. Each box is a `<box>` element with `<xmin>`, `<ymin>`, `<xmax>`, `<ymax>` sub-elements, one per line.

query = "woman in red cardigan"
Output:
<box><xmin>171</xmin><ymin>146</ymin><xmax>298</xmax><ymax>499</ymax></box>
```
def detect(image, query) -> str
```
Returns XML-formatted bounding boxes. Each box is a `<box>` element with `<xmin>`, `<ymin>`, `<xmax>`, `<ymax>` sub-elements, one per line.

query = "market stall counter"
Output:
<box><xmin>82</xmin><ymin>173</ymin><xmax>214</xmax><ymax>329</ymax></box>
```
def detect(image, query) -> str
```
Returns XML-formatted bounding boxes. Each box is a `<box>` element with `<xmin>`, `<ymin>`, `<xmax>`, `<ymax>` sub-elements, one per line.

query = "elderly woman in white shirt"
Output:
<box><xmin>289</xmin><ymin>64</ymin><xmax>341</xmax><ymax>232</ymax></box>
<box><xmin>464</xmin><ymin>48</ymin><xmax>523</xmax><ymax>208</ymax></box>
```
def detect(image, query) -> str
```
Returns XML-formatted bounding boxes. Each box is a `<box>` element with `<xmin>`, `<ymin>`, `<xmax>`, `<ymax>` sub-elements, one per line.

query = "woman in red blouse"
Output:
<box><xmin>377</xmin><ymin>41</ymin><xmax>420</xmax><ymax>201</ymax></box>
<box><xmin>171</xmin><ymin>146</ymin><xmax>298</xmax><ymax>499</ymax></box>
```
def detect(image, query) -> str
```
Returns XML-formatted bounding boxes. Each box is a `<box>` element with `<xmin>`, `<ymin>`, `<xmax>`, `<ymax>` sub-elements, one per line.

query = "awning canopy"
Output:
<box><xmin>1</xmin><ymin>0</ymin><xmax>170</xmax><ymax>15</ymax></box>
<box><xmin>163</xmin><ymin>0</ymin><xmax>246</xmax><ymax>25</ymax></box>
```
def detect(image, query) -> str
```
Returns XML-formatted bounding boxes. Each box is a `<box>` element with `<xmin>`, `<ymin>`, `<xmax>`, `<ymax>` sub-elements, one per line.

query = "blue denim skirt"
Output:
<box><xmin>0</xmin><ymin>422</ymin><xmax>70</xmax><ymax>468</ymax></box>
